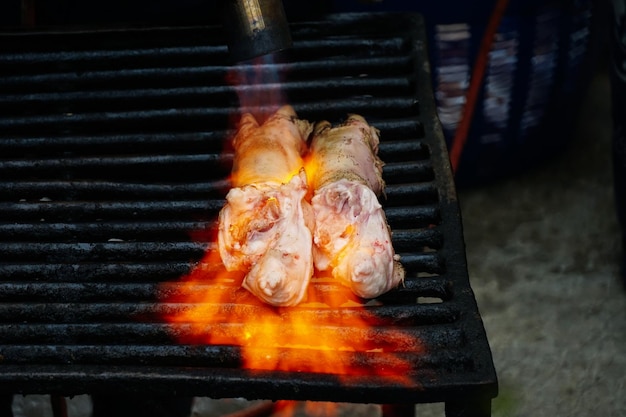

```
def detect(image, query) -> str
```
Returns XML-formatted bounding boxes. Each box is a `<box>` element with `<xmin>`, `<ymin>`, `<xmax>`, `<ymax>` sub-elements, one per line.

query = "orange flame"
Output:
<box><xmin>162</xmin><ymin>228</ymin><xmax>423</xmax><ymax>384</ymax></box>
<box><xmin>160</xmin><ymin>54</ymin><xmax>424</xmax><ymax>388</ymax></box>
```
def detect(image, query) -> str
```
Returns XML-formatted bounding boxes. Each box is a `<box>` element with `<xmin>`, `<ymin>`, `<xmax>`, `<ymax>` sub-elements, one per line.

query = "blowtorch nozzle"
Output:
<box><xmin>222</xmin><ymin>0</ymin><xmax>293</xmax><ymax>62</ymax></box>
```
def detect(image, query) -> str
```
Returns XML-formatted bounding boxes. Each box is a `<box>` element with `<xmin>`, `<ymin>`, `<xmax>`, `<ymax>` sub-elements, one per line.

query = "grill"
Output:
<box><xmin>0</xmin><ymin>13</ymin><xmax>497</xmax><ymax>416</ymax></box>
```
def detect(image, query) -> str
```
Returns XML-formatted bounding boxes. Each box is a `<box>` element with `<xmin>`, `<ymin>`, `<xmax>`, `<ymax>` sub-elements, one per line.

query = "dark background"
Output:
<box><xmin>0</xmin><ymin>0</ymin><xmax>332</xmax><ymax>27</ymax></box>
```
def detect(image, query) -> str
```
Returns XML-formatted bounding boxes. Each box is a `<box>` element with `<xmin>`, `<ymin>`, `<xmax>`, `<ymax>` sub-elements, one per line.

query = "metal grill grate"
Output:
<box><xmin>0</xmin><ymin>13</ymin><xmax>497</xmax><ymax>414</ymax></box>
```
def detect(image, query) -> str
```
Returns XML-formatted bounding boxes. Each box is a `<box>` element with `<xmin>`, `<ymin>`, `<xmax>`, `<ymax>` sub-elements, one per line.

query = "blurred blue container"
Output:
<box><xmin>332</xmin><ymin>0</ymin><xmax>600</xmax><ymax>185</ymax></box>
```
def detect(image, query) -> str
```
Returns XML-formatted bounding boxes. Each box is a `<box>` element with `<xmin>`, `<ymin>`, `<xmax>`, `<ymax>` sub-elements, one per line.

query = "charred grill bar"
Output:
<box><xmin>0</xmin><ymin>13</ymin><xmax>497</xmax><ymax>416</ymax></box>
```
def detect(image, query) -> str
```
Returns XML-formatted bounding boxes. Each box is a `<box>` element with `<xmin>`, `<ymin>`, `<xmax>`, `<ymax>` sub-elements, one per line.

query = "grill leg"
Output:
<box><xmin>445</xmin><ymin>399</ymin><xmax>491</xmax><ymax>417</ymax></box>
<box><xmin>50</xmin><ymin>396</ymin><xmax>67</xmax><ymax>417</ymax></box>
<box><xmin>0</xmin><ymin>395</ymin><xmax>12</xmax><ymax>417</ymax></box>
<box><xmin>381</xmin><ymin>403</ymin><xmax>415</xmax><ymax>417</ymax></box>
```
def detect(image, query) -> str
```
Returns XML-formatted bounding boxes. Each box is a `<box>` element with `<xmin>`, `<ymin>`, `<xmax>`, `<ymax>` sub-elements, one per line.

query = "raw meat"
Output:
<box><xmin>307</xmin><ymin>114</ymin><xmax>404</xmax><ymax>298</ymax></box>
<box><xmin>218</xmin><ymin>106</ymin><xmax>314</xmax><ymax>306</ymax></box>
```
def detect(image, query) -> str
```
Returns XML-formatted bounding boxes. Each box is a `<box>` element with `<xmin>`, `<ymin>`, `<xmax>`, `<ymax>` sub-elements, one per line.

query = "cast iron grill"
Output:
<box><xmin>0</xmin><ymin>13</ymin><xmax>497</xmax><ymax>416</ymax></box>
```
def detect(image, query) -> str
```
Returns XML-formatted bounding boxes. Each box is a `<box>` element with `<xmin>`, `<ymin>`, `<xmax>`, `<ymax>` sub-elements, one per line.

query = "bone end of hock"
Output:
<box><xmin>222</xmin><ymin>0</ymin><xmax>293</xmax><ymax>62</ymax></box>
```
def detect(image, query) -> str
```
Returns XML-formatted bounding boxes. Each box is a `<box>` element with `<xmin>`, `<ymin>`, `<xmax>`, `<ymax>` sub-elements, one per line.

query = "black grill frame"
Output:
<box><xmin>0</xmin><ymin>13</ymin><xmax>497</xmax><ymax>414</ymax></box>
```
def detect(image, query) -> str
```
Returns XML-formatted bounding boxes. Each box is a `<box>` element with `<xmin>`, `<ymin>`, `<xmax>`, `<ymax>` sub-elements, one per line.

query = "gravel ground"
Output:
<box><xmin>11</xmin><ymin>69</ymin><xmax>625</xmax><ymax>417</ymax></box>
<box><xmin>457</xmin><ymin>68</ymin><xmax>626</xmax><ymax>417</ymax></box>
